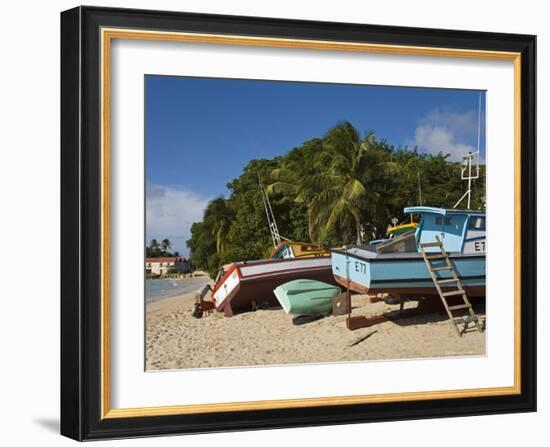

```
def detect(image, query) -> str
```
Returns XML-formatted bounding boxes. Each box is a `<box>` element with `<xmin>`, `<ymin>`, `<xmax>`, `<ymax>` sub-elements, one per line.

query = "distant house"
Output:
<box><xmin>145</xmin><ymin>256</ymin><xmax>191</xmax><ymax>276</ymax></box>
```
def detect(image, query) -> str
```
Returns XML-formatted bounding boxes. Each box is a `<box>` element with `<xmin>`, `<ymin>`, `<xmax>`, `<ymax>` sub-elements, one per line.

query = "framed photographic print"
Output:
<box><xmin>60</xmin><ymin>6</ymin><xmax>536</xmax><ymax>441</ymax></box>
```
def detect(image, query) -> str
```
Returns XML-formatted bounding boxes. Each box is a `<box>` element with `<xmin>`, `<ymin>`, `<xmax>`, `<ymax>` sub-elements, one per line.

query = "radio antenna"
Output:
<box><xmin>454</xmin><ymin>93</ymin><xmax>481</xmax><ymax>209</ymax></box>
<box><xmin>417</xmin><ymin>168</ymin><xmax>423</xmax><ymax>206</ymax></box>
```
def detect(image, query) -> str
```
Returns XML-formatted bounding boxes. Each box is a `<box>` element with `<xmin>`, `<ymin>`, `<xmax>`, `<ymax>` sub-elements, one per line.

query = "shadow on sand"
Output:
<box><xmin>347</xmin><ymin>298</ymin><xmax>485</xmax><ymax>332</ymax></box>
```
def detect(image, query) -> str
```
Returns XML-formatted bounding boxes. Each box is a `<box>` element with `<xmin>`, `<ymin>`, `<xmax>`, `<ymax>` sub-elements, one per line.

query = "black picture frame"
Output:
<box><xmin>61</xmin><ymin>5</ymin><xmax>536</xmax><ymax>441</ymax></box>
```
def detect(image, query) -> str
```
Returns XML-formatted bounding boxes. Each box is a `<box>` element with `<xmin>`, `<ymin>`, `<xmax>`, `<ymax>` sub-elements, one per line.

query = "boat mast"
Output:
<box><xmin>417</xmin><ymin>168</ymin><xmax>423</xmax><ymax>206</ymax></box>
<box><xmin>257</xmin><ymin>171</ymin><xmax>282</xmax><ymax>248</ymax></box>
<box><xmin>454</xmin><ymin>93</ymin><xmax>482</xmax><ymax>209</ymax></box>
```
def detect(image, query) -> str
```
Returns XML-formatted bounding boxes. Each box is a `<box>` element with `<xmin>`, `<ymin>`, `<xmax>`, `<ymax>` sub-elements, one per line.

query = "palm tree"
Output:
<box><xmin>205</xmin><ymin>198</ymin><xmax>234</xmax><ymax>254</ymax></box>
<box><xmin>149</xmin><ymin>239</ymin><xmax>159</xmax><ymax>253</ymax></box>
<box><xmin>308</xmin><ymin>122</ymin><xmax>375</xmax><ymax>244</ymax></box>
<box><xmin>161</xmin><ymin>238</ymin><xmax>172</xmax><ymax>253</ymax></box>
<box><xmin>270</xmin><ymin>122</ymin><xmax>399</xmax><ymax>245</ymax></box>
<box><xmin>268</xmin><ymin>139</ymin><xmax>323</xmax><ymax>205</ymax></box>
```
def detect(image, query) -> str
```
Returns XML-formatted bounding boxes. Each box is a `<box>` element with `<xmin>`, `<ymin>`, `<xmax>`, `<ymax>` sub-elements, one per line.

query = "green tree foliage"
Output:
<box><xmin>187</xmin><ymin>122</ymin><xmax>485</xmax><ymax>279</ymax></box>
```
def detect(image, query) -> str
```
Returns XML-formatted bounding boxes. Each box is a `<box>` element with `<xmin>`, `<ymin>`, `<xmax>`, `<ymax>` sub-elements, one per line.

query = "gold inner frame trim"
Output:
<box><xmin>100</xmin><ymin>27</ymin><xmax>522</xmax><ymax>419</ymax></box>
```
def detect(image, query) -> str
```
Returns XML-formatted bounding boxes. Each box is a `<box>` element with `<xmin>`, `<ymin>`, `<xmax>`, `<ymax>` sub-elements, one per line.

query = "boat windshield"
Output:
<box><xmin>271</xmin><ymin>244</ymin><xmax>293</xmax><ymax>259</ymax></box>
<box><xmin>214</xmin><ymin>268</ymin><xmax>224</xmax><ymax>284</ymax></box>
<box><xmin>468</xmin><ymin>216</ymin><xmax>486</xmax><ymax>230</ymax></box>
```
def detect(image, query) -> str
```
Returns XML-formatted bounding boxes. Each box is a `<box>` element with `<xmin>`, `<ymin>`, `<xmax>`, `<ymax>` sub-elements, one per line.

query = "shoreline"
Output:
<box><xmin>146</xmin><ymin>275</ymin><xmax>212</xmax><ymax>303</ymax></box>
<box><xmin>146</xmin><ymin>291</ymin><xmax>486</xmax><ymax>371</ymax></box>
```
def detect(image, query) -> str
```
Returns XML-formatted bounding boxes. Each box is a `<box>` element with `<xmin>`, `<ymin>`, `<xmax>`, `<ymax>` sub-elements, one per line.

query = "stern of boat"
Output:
<box><xmin>330</xmin><ymin>248</ymin><xmax>373</xmax><ymax>294</ymax></box>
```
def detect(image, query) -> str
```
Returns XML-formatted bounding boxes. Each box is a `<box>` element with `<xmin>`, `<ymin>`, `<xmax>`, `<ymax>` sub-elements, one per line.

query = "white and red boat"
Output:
<box><xmin>211</xmin><ymin>241</ymin><xmax>336</xmax><ymax>316</ymax></box>
<box><xmin>198</xmin><ymin>174</ymin><xmax>337</xmax><ymax>317</ymax></box>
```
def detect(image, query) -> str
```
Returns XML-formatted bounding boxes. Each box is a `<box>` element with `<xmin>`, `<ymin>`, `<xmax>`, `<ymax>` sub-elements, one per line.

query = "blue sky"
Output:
<box><xmin>145</xmin><ymin>75</ymin><xmax>486</xmax><ymax>256</ymax></box>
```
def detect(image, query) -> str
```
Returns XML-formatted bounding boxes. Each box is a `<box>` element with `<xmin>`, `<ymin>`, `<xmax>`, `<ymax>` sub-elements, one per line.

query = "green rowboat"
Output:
<box><xmin>274</xmin><ymin>279</ymin><xmax>341</xmax><ymax>315</ymax></box>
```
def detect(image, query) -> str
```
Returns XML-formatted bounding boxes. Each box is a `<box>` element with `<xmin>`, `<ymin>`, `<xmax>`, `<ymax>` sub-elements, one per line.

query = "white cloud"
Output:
<box><xmin>412</xmin><ymin>109</ymin><xmax>479</xmax><ymax>161</ymax></box>
<box><xmin>146</xmin><ymin>183</ymin><xmax>211</xmax><ymax>257</ymax></box>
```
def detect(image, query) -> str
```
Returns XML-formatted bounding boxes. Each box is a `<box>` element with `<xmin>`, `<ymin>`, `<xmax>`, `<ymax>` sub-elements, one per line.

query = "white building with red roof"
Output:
<box><xmin>145</xmin><ymin>256</ymin><xmax>190</xmax><ymax>276</ymax></box>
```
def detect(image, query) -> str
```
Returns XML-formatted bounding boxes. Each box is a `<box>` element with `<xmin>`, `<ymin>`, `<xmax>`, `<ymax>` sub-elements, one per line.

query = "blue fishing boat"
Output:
<box><xmin>331</xmin><ymin>206</ymin><xmax>486</xmax><ymax>300</ymax></box>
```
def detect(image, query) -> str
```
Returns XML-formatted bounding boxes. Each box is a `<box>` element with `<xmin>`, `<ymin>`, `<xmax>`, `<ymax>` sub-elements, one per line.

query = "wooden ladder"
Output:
<box><xmin>419</xmin><ymin>236</ymin><xmax>483</xmax><ymax>337</ymax></box>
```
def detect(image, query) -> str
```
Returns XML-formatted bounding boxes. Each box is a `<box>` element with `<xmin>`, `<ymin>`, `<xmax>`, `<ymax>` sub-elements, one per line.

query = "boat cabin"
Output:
<box><xmin>375</xmin><ymin>229</ymin><xmax>417</xmax><ymax>254</ymax></box>
<box><xmin>403</xmin><ymin>206</ymin><xmax>486</xmax><ymax>254</ymax></box>
<box><xmin>270</xmin><ymin>241</ymin><xmax>329</xmax><ymax>259</ymax></box>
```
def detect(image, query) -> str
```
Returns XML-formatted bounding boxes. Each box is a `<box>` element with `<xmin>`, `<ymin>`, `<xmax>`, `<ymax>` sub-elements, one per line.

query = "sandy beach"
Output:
<box><xmin>146</xmin><ymin>283</ymin><xmax>486</xmax><ymax>370</ymax></box>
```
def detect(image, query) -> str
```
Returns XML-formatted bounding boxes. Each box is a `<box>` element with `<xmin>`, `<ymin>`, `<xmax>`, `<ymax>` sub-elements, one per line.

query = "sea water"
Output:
<box><xmin>145</xmin><ymin>277</ymin><xmax>211</xmax><ymax>303</ymax></box>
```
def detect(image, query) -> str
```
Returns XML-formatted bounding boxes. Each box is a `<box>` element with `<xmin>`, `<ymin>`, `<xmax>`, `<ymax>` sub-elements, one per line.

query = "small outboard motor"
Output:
<box><xmin>192</xmin><ymin>284</ymin><xmax>213</xmax><ymax>318</ymax></box>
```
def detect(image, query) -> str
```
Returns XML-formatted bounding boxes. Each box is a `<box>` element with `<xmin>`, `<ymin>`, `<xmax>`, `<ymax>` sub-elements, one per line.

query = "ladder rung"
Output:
<box><xmin>454</xmin><ymin>315</ymin><xmax>479</xmax><ymax>324</ymax></box>
<box><xmin>448</xmin><ymin>304</ymin><xmax>471</xmax><ymax>311</ymax></box>
<box><xmin>437</xmin><ymin>278</ymin><xmax>459</xmax><ymax>284</ymax></box>
<box><xmin>441</xmin><ymin>290</ymin><xmax>465</xmax><ymax>297</ymax></box>
<box><xmin>420</xmin><ymin>242</ymin><xmax>442</xmax><ymax>248</ymax></box>
<box><xmin>426</xmin><ymin>254</ymin><xmax>447</xmax><ymax>260</ymax></box>
<box><xmin>420</xmin><ymin>242</ymin><xmax>482</xmax><ymax>335</ymax></box>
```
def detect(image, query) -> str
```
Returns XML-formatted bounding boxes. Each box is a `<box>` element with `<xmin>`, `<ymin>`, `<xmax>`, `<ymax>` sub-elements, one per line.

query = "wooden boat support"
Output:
<box><xmin>347</xmin><ymin>313</ymin><xmax>388</xmax><ymax>331</ymax></box>
<box><xmin>331</xmin><ymin>292</ymin><xmax>351</xmax><ymax>316</ymax></box>
<box><xmin>344</xmin><ymin>287</ymin><xmax>418</xmax><ymax>330</ymax></box>
<box><xmin>344</xmin><ymin>300</ymin><xmax>445</xmax><ymax>331</ymax></box>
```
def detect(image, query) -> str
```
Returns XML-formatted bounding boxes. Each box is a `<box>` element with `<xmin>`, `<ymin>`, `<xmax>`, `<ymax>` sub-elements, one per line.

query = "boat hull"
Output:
<box><xmin>274</xmin><ymin>279</ymin><xmax>341</xmax><ymax>315</ymax></box>
<box><xmin>331</xmin><ymin>247</ymin><xmax>485</xmax><ymax>299</ymax></box>
<box><xmin>213</xmin><ymin>257</ymin><xmax>337</xmax><ymax>316</ymax></box>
